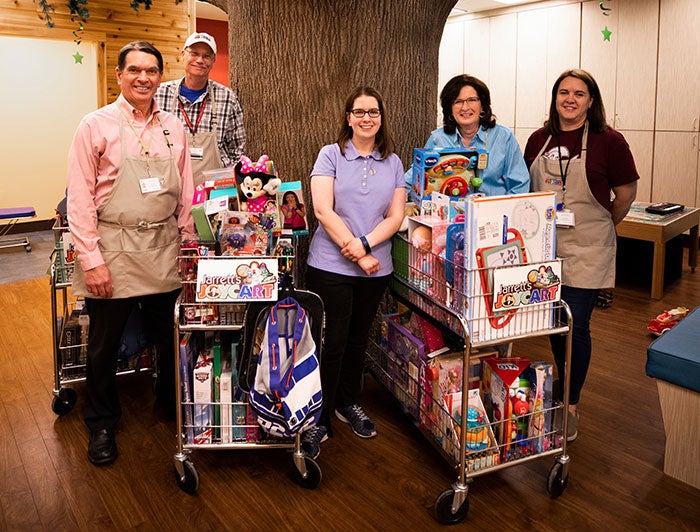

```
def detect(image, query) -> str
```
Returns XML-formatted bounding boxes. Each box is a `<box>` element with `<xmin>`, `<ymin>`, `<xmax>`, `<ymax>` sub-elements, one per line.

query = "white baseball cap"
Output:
<box><xmin>184</xmin><ymin>32</ymin><xmax>217</xmax><ymax>55</ymax></box>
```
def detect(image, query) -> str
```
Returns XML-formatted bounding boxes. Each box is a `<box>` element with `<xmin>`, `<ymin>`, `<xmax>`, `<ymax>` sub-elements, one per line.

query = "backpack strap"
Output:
<box><xmin>265</xmin><ymin>297</ymin><xmax>308</xmax><ymax>394</ymax></box>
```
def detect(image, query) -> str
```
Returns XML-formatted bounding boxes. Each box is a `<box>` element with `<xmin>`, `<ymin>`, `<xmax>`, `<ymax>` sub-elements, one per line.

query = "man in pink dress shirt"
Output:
<box><xmin>66</xmin><ymin>41</ymin><xmax>195</xmax><ymax>466</ymax></box>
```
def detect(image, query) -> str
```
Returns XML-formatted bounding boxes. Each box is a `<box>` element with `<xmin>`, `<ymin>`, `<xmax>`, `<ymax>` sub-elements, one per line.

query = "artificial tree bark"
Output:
<box><xmin>225</xmin><ymin>0</ymin><xmax>456</xmax><ymax>185</ymax></box>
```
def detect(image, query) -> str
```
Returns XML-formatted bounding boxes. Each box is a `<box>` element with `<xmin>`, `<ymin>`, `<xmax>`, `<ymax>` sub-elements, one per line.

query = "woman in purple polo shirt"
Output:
<box><xmin>302</xmin><ymin>86</ymin><xmax>406</xmax><ymax>459</ymax></box>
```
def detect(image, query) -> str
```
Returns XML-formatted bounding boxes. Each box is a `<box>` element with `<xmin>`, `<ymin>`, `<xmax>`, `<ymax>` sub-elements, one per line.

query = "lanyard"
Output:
<box><xmin>119</xmin><ymin>108</ymin><xmax>167</xmax><ymax>177</ymax></box>
<box><xmin>555</xmin><ymin>128</ymin><xmax>583</xmax><ymax>192</ymax></box>
<box><xmin>178</xmin><ymin>93</ymin><xmax>209</xmax><ymax>135</ymax></box>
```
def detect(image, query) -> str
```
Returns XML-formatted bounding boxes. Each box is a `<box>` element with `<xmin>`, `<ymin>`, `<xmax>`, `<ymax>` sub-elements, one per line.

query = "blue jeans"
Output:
<box><xmin>306</xmin><ymin>266</ymin><xmax>389</xmax><ymax>432</ymax></box>
<box><xmin>550</xmin><ymin>285</ymin><xmax>599</xmax><ymax>405</ymax></box>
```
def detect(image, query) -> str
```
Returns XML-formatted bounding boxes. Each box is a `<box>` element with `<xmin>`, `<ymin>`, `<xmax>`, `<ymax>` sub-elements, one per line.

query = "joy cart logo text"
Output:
<box><xmin>492</xmin><ymin>262</ymin><xmax>561</xmax><ymax>312</ymax></box>
<box><xmin>196</xmin><ymin>258</ymin><xmax>278</xmax><ymax>302</ymax></box>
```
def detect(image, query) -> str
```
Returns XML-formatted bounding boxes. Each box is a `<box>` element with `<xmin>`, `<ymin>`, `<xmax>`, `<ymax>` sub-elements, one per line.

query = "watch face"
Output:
<box><xmin>511</xmin><ymin>200</ymin><xmax>540</xmax><ymax>239</ymax></box>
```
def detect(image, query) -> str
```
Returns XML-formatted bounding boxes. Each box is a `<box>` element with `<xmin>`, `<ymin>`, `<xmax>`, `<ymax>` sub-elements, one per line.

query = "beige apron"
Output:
<box><xmin>530</xmin><ymin>122</ymin><xmax>616</xmax><ymax>288</ymax></box>
<box><xmin>174</xmin><ymin>83</ymin><xmax>222</xmax><ymax>187</ymax></box>
<box><xmin>73</xmin><ymin>112</ymin><xmax>182</xmax><ymax>298</ymax></box>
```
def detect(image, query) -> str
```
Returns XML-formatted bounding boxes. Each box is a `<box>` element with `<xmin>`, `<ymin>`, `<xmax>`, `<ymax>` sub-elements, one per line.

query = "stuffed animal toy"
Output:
<box><xmin>234</xmin><ymin>155</ymin><xmax>282</xmax><ymax>213</ymax></box>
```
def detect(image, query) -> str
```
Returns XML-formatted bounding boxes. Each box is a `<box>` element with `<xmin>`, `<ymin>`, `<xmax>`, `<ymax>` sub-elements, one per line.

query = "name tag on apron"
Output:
<box><xmin>556</xmin><ymin>209</ymin><xmax>575</xmax><ymax>227</ymax></box>
<box><xmin>189</xmin><ymin>146</ymin><xmax>204</xmax><ymax>160</ymax></box>
<box><xmin>139</xmin><ymin>177</ymin><xmax>163</xmax><ymax>194</ymax></box>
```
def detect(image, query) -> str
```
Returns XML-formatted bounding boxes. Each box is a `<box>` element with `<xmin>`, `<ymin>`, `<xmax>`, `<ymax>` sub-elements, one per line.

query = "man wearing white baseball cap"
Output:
<box><xmin>155</xmin><ymin>32</ymin><xmax>246</xmax><ymax>186</ymax></box>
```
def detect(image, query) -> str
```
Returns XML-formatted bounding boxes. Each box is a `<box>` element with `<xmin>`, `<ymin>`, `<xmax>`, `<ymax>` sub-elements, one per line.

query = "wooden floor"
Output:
<box><xmin>1</xmin><ymin>254</ymin><xmax>699</xmax><ymax>530</ymax></box>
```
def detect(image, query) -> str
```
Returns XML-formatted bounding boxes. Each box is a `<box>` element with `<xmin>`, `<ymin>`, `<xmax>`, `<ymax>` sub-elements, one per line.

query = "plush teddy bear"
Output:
<box><xmin>234</xmin><ymin>155</ymin><xmax>282</xmax><ymax>213</ymax></box>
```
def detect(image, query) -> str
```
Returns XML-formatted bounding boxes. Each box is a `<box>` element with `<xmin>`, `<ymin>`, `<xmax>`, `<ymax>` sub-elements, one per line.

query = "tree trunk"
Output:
<box><xmin>227</xmin><ymin>0</ymin><xmax>455</xmax><ymax>179</ymax></box>
<box><xmin>225</xmin><ymin>0</ymin><xmax>456</xmax><ymax>271</ymax></box>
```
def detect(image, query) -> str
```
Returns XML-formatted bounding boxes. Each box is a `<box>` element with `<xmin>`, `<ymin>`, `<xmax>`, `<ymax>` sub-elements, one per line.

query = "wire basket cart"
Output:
<box><xmin>173</xmin><ymin>238</ymin><xmax>325</xmax><ymax>493</ymax></box>
<box><xmin>49</xmin><ymin>219</ymin><xmax>153</xmax><ymax>415</ymax></box>
<box><xmin>366</xmin><ymin>233</ymin><xmax>573</xmax><ymax>524</ymax></box>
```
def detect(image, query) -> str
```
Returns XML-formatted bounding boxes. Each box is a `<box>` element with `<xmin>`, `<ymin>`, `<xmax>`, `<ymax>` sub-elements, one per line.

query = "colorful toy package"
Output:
<box><xmin>410</xmin><ymin>147</ymin><xmax>489</xmax><ymax>211</ymax></box>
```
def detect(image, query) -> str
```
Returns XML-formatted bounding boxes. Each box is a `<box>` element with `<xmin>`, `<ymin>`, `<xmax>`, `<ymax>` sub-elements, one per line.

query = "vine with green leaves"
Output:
<box><xmin>36</xmin><ymin>0</ymin><xmax>183</xmax><ymax>28</ymax></box>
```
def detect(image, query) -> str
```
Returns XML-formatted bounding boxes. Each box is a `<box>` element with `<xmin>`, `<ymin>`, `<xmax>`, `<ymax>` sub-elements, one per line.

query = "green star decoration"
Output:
<box><xmin>73</xmin><ymin>51</ymin><xmax>84</xmax><ymax>64</ymax></box>
<box><xmin>601</xmin><ymin>26</ymin><xmax>612</xmax><ymax>42</ymax></box>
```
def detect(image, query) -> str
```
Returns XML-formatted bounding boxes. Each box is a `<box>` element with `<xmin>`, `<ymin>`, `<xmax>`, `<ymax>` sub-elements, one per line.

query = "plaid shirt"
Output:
<box><xmin>154</xmin><ymin>79</ymin><xmax>246</xmax><ymax>167</ymax></box>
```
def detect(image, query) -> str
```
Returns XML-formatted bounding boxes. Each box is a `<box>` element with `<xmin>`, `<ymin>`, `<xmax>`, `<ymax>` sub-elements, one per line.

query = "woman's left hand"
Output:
<box><xmin>358</xmin><ymin>254</ymin><xmax>380</xmax><ymax>275</ymax></box>
<box><xmin>341</xmin><ymin>237</ymin><xmax>367</xmax><ymax>261</ymax></box>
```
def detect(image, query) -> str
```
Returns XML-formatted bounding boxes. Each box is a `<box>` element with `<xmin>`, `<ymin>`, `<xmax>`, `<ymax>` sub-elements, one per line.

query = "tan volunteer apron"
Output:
<box><xmin>72</xmin><ymin>112</ymin><xmax>182</xmax><ymax>298</ymax></box>
<box><xmin>174</xmin><ymin>82</ymin><xmax>222</xmax><ymax>187</ymax></box>
<box><xmin>530</xmin><ymin>122</ymin><xmax>616</xmax><ymax>289</ymax></box>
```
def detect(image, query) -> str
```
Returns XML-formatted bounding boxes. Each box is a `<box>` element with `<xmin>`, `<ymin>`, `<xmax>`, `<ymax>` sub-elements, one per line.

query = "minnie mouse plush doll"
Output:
<box><xmin>234</xmin><ymin>155</ymin><xmax>282</xmax><ymax>213</ymax></box>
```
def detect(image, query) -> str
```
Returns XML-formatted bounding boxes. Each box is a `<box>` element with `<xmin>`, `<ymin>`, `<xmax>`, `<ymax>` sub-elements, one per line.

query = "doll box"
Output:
<box><xmin>410</xmin><ymin>147</ymin><xmax>489</xmax><ymax>206</ymax></box>
<box><xmin>386</xmin><ymin>318</ymin><xmax>424</xmax><ymax>420</ymax></box>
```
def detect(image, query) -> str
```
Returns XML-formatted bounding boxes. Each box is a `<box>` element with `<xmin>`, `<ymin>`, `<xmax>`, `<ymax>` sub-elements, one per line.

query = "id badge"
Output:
<box><xmin>556</xmin><ymin>209</ymin><xmax>575</xmax><ymax>227</ymax></box>
<box><xmin>139</xmin><ymin>177</ymin><xmax>162</xmax><ymax>194</ymax></box>
<box><xmin>189</xmin><ymin>146</ymin><xmax>204</xmax><ymax>160</ymax></box>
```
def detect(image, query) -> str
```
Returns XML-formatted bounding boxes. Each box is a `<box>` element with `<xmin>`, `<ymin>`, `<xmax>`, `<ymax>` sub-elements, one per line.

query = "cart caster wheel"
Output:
<box><xmin>434</xmin><ymin>489</ymin><xmax>469</xmax><ymax>525</ymax></box>
<box><xmin>175</xmin><ymin>460</ymin><xmax>199</xmax><ymax>494</ymax></box>
<box><xmin>25</xmin><ymin>245</ymin><xmax>32</xmax><ymax>253</ymax></box>
<box><xmin>52</xmin><ymin>388</ymin><xmax>77</xmax><ymax>416</ymax></box>
<box><xmin>291</xmin><ymin>457</ymin><xmax>322</xmax><ymax>489</ymax></box>
<box><xmin>547</xmin><ymin>461</ymin><xmax>569</xmax><ymax>498</ymax></box>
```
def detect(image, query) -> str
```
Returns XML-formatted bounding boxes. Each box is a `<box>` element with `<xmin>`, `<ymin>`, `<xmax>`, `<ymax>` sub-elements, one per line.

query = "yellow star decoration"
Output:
<box><xmin>73</xmin><ymin>51</ymin><xmax>84</xmax><ymax>64</ymax></box>
<box><xmin>601</xmin><ymin>26</ymin><xmax>612</xmax><ymax>42</ymax></box>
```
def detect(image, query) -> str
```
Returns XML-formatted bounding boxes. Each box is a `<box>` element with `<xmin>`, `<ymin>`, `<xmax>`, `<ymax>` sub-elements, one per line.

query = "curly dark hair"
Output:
<box><xmin>440</xmin><ymin>74</ymin><xmax>496</xmax><ymax>135</ymax></box>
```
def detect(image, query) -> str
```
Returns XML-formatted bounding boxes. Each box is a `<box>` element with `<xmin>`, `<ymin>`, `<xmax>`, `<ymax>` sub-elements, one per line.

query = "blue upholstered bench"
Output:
<box><xmin>0</xmin><ymin>207</ymin><xmax>36</xmax><ymax>252</ymax></box>
<box><xmin>646</xmin><ymin>305</ymin><xmax>700</xmax><ymax>489</ymax></box>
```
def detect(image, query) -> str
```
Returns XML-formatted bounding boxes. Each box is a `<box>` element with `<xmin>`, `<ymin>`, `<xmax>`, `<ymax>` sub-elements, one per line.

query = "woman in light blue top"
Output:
<box><xmin>406</xmin><ymin>74</ymin><xmax>529</xmax><ymax>197</ymax></box>
<box><xmin>303</xmin><ymin>86</ymin><xmax>406</xmax><ymax>459</ymax></box>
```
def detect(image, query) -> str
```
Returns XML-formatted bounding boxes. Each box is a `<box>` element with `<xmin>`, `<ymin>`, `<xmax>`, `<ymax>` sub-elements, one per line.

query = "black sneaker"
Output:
<box><xmin>301</xmin><ymin>425</ymin><xmax>328</xmax><ymax>459</ymax></box>
<box><xmin>335</xmin><ymin>404</ymin><xmax>377</xmax><ymax>439</ymax></box>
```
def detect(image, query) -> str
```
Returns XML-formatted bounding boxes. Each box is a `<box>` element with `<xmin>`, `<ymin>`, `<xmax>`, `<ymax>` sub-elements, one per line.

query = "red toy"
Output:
<box><xmin>647</xmin><ymin>307</ymin><xmax>689</xmax><ymax>336</ymax></box>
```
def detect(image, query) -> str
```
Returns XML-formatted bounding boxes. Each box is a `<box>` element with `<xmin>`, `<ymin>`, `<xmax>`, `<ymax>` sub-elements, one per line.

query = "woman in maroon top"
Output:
<box><xmin>524</xmin><ymin>69</ymin><xmax>638</xmax><ymax>443</ymax></box>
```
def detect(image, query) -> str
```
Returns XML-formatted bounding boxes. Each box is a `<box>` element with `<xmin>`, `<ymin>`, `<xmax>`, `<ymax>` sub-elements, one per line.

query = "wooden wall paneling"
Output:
<box><xmin>489</xmin><ymin>13</ymin><xmax>517</xmax><ymax>129</ymax></box>
<box><xmin>619</xmin><ymin>130</ymin><xmax>654</xmax><ymax>202</ymax></box>
<box><xmin>515</xmin><ymin>8</ymin><xmax>549</xmax><ymax>129</ymax></box>
<box><xmin>655</xmin><ymin>0</ymin><xmax>700</xmax><ymax>132</ymax></box>
<box><xmin>614</xmin><ymin>0</ymin><xmax>658</xmax><ymax>131</ymax></box>
<box><xmin>652</xmin><ymin>132</ymin><xmax>698</xmax><ymax>206</ymax></box>
<box><xmin>580</xmin><ymin>0</ymin><xmax>617</xmax><ymax>119</ymax></box>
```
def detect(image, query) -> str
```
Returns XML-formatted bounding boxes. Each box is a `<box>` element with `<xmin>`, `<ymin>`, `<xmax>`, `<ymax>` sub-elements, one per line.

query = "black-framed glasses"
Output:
<box><xmin>350</xmin><ymin>108</ymin><xmax>381</xmax><ymax>118</ymax></box>
<box><xmin>453</xmin><ymin>97</ymin><xmax>480</xmax><ymax>107</ymax></box>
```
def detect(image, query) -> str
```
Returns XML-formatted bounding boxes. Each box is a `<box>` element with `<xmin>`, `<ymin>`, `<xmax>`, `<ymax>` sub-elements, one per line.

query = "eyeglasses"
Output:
<box><xmin>350</xmin><ymin>108</ymin><xmax>381</xmax><ymax>118</ymax></box>
<box><xmin>185</xmin><ymin>49</ymin><xmax>215</xmax><ymax>62</ymax></box>
<box><xmin>453</xmin><ymin>97</ymin><xmax>480</xmax><ymax>108</ymax></box>
<box><xmin>122</xmin><ymin>66</ymin><xmax>161</xmax><ymax>77</ymax></box>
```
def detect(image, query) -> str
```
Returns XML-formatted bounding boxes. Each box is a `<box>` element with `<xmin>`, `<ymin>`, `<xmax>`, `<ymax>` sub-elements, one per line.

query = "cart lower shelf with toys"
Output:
<box><xmin>49</xmin><ymin>220</ymin><xmax>153</xmax><ymax>416</ymax></box>
<box><xmin>173</xmin><ymin>241</ymin><xmax>326</xmax><ymax>493</ymax></box>
<box><xmin>365</xmin><ymin>234</ymin><xmax>573</xmax><ymax>524</ymax></box>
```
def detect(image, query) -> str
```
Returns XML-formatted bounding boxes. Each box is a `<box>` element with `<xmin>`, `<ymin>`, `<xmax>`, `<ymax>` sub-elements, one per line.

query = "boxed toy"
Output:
<box><xmin>482</xmin><ymin>356</ymin><xmax>532</xmax><ymax>461</ymax></box>
<box><xmin>220</xmin><ymin>363</ymin><xmax>233</xmax><ymax>444</ymax></box>
<box><xmin>193</xmin><ymin>352</ymin><xmax>214</xmax><ymax>444</ymax></box>
<box><xmin>439</xmin><ymin>389</ymin><xmax>499</xmax><ymax>469</ymax></box>
<box><xmin>278</xmin><ymin>181</ymin><xmax>309</xmax><ymax>235</ymax></box>
<box><xmin>410</xmin><ymin>147</ymin><xmax>489</xmax><ymax>209</ymax></box>
<box><xmin>431</xmin><ymin>191</ymin><xmax>466</xmax><ymax>222</ymax></box>
<box><xmin>528</xmin><ymin>362</ymin><xmax>554</xmax><ymax>453</ymax></box>
<box><xmin>386</xmin><ymin>318</ymin><xmax>424</xmax><ymax>420</ymax></box>
<box><xmin>407</xmin><ymin>215</ymin><xmax>451</xmax><ymax>304</ymax></box>
<box><xmin>463</xmin><ymin>191</ymin><xmax>559</xmax><ymax>344</ymax></box>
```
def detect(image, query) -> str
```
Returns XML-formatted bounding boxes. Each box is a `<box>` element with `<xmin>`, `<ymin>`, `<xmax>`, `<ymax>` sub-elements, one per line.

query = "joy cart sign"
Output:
<box><xmin>491</xmin><ymin>261</ymin><xmax>562</xmax><ymax>313</ymax></box>
<box><xmin>196</xmin><ymin>258</ymin><xmax>278</xmax><ymax>302</ymax></box>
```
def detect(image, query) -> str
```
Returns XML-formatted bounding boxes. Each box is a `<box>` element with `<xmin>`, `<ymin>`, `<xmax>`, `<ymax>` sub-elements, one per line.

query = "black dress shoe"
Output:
<box><xmin>88</xmin><ymin>428</ymin><xmax>118</xmax><ymax>466</ymax></box>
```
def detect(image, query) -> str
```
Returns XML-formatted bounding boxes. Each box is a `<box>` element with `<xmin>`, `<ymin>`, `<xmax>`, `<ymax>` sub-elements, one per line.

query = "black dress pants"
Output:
<box><xmin>83</xmin><ymin>289</ymin><xmax>179</xmax><ymax>431</ymax></box>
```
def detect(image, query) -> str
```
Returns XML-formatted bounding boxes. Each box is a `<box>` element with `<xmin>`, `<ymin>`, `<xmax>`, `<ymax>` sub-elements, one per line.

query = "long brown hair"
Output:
<box><xmin>544</xmin><ymin>69</ymin><xmax>608</xmax><ymax>135</ymax></box>
<box><xmin>336</xmin><ymin>86</ymin><xmax>395</xmax><ymax>159</ymax></box>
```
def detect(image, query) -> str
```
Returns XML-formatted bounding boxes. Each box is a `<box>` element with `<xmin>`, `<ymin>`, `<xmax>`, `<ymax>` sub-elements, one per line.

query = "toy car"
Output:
<box><xmin>647</xmin><ymin>307</ymin><xmax>689</xmax><ymax>336</ymax></box>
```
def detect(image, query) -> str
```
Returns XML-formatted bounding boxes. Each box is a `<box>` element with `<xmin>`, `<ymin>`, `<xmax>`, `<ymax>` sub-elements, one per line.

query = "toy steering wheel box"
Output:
<box><xmin>410</xmin><ymin>147</ymin><xmax>489</xmax><ymax>213</ymax></box>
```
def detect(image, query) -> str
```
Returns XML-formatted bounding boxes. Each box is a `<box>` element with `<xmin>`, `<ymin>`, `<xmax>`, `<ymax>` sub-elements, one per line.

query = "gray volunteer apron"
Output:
<box><xmin>174</xmin><ymin>82</ymin><xmax>222</xmax><ymax>187</ymax></box>
<box><xmin>530</xmin><ymin>122</ymin><xmax>616</xmax><ymax>288</ymax></box>
<box><xmin>73</xmin><ymin>111</ymin><xmax>181</xmax><ymax>298</ymax></box>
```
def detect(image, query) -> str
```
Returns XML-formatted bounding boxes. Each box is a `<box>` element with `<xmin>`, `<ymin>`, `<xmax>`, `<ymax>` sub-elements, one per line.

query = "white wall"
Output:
<box><xmin>0</xmin><ymin>36</ymin><xmax>98</xmax><ymax>220</ymax></box>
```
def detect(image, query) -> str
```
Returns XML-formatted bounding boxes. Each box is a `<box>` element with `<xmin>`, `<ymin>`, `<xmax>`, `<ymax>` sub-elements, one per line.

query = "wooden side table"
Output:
<box><xmin>616</xmin><ymin>202</ymin><xmax>699</xmax><ymax>300</ymax></box>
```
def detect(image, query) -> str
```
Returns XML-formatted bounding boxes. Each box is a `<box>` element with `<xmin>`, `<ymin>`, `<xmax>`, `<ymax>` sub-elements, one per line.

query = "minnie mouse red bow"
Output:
<box><xmin>239</xmin><ymin>155</ymin><xmax>270</xmax><ymax>174</ymax></box>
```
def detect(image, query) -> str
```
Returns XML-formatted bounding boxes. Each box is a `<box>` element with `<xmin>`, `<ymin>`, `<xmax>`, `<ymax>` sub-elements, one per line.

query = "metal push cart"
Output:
<box><xmin>49</xmin><ymin>220</ymin><xmax>153</xmax><ymax>416</ymax></box>
<box><xmin>366</xmin><ymin>234</ymin><xmax>573</xmax><ymax>524</ymax></box>
<box><xmin>173</xmin><ymin>240</ymin><xmax>325</xmax><ymax>493</ymax></box>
